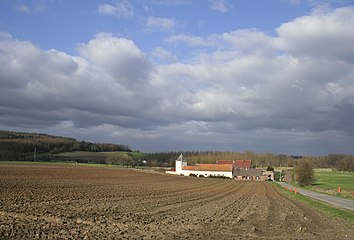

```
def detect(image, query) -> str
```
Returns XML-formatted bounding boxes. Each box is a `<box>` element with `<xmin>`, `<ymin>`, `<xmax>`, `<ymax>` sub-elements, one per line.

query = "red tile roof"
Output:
<box><xmin>216</xmin><ymin>160</ymin><xmax>251</xmax><ymax>169</ymax></box>
<box><xmin>183</xmin><ymin>164</ymin><xmax>233</xmax><ymax>172</ymax></box>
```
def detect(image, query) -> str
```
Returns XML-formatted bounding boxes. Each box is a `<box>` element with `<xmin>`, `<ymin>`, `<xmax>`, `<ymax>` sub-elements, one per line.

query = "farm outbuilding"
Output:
<box><xmin>233</xmin><ymin>168</ymin><xmax>262</xmax><ymax>180</ymax></box>
<box><xmin>282</xmin><ymin>169</ymin><xmax>293</xmax><ymax>182</ymax></box>
<box><xmin>232</xmin><ymin>169</ymin><xmax>274</xmax><ymax>181</ymax></box>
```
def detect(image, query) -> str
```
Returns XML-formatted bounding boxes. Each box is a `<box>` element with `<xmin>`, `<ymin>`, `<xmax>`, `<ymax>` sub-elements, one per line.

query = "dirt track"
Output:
<box><xmin>0</xmin><ymin>164</ymin><xmax>353</xmax><ymax>239</ymax></box>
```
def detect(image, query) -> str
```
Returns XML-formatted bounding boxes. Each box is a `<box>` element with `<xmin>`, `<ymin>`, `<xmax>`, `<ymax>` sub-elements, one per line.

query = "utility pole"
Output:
<box><xmin>34</xmin><ymin>147</ymin><xmax>36</xmax><ymax>161</ymax></box>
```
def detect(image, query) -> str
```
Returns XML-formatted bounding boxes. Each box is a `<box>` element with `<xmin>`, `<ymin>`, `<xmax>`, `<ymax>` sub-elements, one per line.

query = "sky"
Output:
<box><xmin>0</xmin><ymin>0</ymin><xmax>354</xmax><ymax>155</ymax></box>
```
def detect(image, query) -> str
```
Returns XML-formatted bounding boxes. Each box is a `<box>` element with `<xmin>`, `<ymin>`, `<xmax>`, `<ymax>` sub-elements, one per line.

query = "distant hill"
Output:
<box><xmin>0</xmin><ymin>130</ymin><xmax>131</xmax><ymax>161</ymax></box>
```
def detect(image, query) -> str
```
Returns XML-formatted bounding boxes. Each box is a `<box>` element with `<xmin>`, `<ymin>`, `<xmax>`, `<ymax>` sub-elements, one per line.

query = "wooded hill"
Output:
<box><xmin>0</xmin><ymin>130</ymin><xmax>131</xmax><ymax>161</ymax></box>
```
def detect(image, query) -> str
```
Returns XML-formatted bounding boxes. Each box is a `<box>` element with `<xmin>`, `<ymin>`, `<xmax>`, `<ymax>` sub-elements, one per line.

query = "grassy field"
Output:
<box><xmin>303</xmin><ymin>169</ymin><xmax>354</xmax><ymax>199</ymax></box>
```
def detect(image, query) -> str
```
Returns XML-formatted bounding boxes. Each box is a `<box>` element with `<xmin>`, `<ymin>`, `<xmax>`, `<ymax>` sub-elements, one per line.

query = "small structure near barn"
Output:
<box><xmin>281</xmin><ymin>169</ymin><xmax>293</xmax><ymax>182</ymax></box>
<box><xmin>262</xmin><ymin>170</ymin><xmax>275</xmax><ymax>181</ymax></box>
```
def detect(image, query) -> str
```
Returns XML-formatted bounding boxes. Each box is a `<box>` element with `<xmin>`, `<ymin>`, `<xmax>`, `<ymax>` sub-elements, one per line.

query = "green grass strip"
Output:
<box><xmin>273</xmin><ymin>183</ymin><xmax>354</xmax><ymax>223</ymax></box>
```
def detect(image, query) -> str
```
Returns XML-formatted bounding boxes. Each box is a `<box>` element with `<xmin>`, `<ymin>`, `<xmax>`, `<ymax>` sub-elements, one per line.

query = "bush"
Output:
<box><xmin>189</xmin><ymin>173</ymin><xmax>198</xmax><ymax>177</ymax></box>
<box><xmin>266</xmin><ymin>165</ymin><xmax>274</xmax><ymax>171</ymax></box>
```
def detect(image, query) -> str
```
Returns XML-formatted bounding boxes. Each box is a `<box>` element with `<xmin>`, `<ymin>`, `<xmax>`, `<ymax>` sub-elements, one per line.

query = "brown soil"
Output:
<box><xmin>0</xmin><ymin>164</ymin><xmax>353</xmax><ymax>239</ymax></box>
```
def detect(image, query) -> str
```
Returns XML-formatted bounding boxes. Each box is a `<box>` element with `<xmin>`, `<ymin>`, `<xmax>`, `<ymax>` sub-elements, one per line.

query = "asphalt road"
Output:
<box><xmin>276</xmin><ymin>182</ymin><xmax>354</xmax><ymax>211</ymax></box>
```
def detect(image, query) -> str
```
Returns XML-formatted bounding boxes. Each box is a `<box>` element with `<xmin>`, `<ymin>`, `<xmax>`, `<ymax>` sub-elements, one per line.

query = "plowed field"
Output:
<box><xmin>0</xmin><ymin>164</ymin><xmax>353</xmax><ymax>239</ymax></box>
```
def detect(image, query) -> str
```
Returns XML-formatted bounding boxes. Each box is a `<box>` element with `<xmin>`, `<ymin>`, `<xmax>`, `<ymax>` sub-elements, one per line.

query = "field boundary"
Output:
<box><xmin>275</xmin><ymin>182</ymin><xmax>354</xmax><ymax>222</ymax></box>
<box><xmin>277</xmin><ymin>182</ymin><xmax>354</xmax><ymax>211</ymax></box>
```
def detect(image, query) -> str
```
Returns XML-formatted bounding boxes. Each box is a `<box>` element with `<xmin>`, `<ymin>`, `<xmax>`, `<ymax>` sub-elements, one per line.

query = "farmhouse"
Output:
<box><xmin>166</xmin><ymin>154</ymin><xmax>274</xmax><ymax>180</ymax></box>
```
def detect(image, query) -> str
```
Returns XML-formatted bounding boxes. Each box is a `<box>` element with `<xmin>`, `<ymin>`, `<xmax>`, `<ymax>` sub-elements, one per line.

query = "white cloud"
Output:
<box><xmin>276</xmin><ymin>7</ymin><xmax>354</xmax><ymax>62</ymax></box>
<box><xmin>210</xmin><ymin>0</ymin><xmax>228</xmax><ymax>12</ymax></box>
<box><xmin>98</xmin><ymin>0</ymin><xmax>134</xmax><ymax>18</ymax></box>
<box><xmin>146</xmin><ymin>16</ymin><xmax>176</xmax><ymax>31</ymax></box>
<box><xmin>77</xmin><ymin>33</ymin><xmax>150</xmax><ymax>88</ymax></box>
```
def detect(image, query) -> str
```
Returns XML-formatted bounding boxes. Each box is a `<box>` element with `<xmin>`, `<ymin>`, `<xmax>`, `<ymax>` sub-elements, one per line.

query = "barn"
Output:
<box><xmin>166</xmin><ymin>154</ymin><xmax>274</xmax><ymax>180</ymax></box>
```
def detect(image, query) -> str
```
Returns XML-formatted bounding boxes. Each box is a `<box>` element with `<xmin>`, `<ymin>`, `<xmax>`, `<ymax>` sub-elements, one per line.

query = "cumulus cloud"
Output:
<box><xmin>1</xmin><ymin>6</ymin><xmax>354</xmax><ymax>154</ymax></box>
<box><xmin>276</xmin><ymin>7</ymin><xmax>354</xmax><ymax>62</ymax></box>
<box><xmin>77</xmin><ymin>33</ymin><xmax>151</xmax><ymax>88</ymax></box>
<box><xmin>98</xmin><ymin>0</ymin><xmax>134</xmax><ymax>18</ymax></box>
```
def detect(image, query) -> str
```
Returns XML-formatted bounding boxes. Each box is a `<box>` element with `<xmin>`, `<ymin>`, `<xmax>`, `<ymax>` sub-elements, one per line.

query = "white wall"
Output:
<box><xmin>176</xmin><ymin>160</ymin><xmax>187</xmax><ymax>172</ymax></box>
<box><xmin>179</xmin><ymin>170</ymin><xmax>233</xmax><ymax>178</ymax></box>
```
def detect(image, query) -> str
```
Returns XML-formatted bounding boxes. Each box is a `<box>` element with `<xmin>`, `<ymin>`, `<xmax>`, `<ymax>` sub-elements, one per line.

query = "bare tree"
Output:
<box><xmin>294</xmin><ymin>161</ymin><xmax>314</xmax><ymax>186</ymax></box>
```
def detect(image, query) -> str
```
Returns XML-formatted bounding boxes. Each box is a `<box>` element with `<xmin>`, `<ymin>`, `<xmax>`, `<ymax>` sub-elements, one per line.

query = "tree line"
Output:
<box><xmin>1</xmin><ymin>130</ymin><xmax>353</xmax><ymax>172</ymax></box>
<box><xmin>142</xmin><ymin>151</ymin><xmax>354</xmax><ymax>172</ymax></box>
<box><xmin>0</xmin><ymin>130</ymin><xmax>131</xmax><ymax>161</ymax></box>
